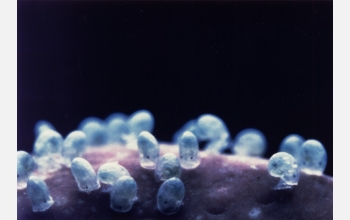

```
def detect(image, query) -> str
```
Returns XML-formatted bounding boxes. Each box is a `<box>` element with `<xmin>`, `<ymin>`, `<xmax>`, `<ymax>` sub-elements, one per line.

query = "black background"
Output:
<box><xmin>17</xmin><ymin>1</ymin><xmax>333</xmax><ymax>176</ymax></box>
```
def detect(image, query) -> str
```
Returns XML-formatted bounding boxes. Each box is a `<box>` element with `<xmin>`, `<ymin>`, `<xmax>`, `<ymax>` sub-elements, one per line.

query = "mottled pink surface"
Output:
<box><xmin>17</xmin><ymin>144</ymin><xmax>333</xmax><ymax>220</ymax></box>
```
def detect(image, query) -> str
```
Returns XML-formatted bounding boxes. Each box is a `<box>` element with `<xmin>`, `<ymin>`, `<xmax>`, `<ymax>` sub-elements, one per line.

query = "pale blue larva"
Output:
<box><xmin>196</xmin><ymin>114</ymin><xmax>228</xmax><ymax>140</ymax></box>
<box><xmin>196</xmin><ymin>114</ymin><xmax>230</xmax><ymax>153</ymax></box>
<box><xmin>61</xmin><ymin>130</ymin><xmax>87</xmax><ymax>167</ymax></box>
<box><xmin>17</xmin><ymin>151</ymin><xmax>36</xmax><ymax>189</ymax></box>
<box><xmin>268</xmin><ymin>152</ymin><xmax>299</xmax><ymax>189</ymax></box>
<box><xmin>33</xmin><ymin>129</ymin><xmax>64</xmax><ymax>173</ymax></box>
<box><xmin>172</xmin><ymin>119</ymin><xmax>197</xmax><ymax>143</ymax></box>
<box><xmin>178</xmin><ymin>131</ymin><xmax>200</xmax><ymax>169</ymax></box>
<box><xmin>128</xmin><ymin>109</ymin><xmax>154</xmax><ymax>137</ymax></box>
<box><xmin>97</xmin><ymin>162</ymin><xmax>130</xmax><ymax>185</ymax></box>
<box><xmin>279</xmin><ymin>134</ymin><xmax>305</xmax><ymax>162</ymax></box>
<box><xmin>232</xmin><ymin>128</ymin><xmax>267</xmax><ymax>157</ymax></box>
<box><xmin>154</xmin><ymin>153</ymin><xmax>182</xmax><ymax>182</ymax></box>
<box><xmin>78</xmin><ymin>117</ymin><xmax>108</xmax><ymax>146</ymax></box>
<box><xmin>106</xmin><ymin>113</ymin><xmax>129</xmax><ymax>144</ymax></box>
<box><xmin>110</xmin><ymin>176</ymin><xmax>138</xmax><ymax>213</ymax></box>
<box><xmin>34</xmin><ymin>120</ymin><xmax>55</xmax><ymax>137</ymax></box>
<box><xmin>33</xmin><ymin>129</ymin><xmax>63</xmax><ymax>156</ymax></box>
<box><xmin>137</xmin><ymin>131</ymin><xmax>160</xmax><ymax>169</ymax></box>
<box><xmin>70</xmin><ymin>157</ymin><xmax>100</xmax><ymax>193</ymax></box>
<box><xmin>157</xmin><ymin>177</ymin><xmax>185</xmax><ymax>215</ymax></box>
<box><xmin>26</xmin><ymin>176</ymin><xmax>54</xmax><ymax>212</ymax></box>
<box><xmin>299</xmin><ymin>139</ymin><xmax>327</xmax><ymax>176</ymax></box>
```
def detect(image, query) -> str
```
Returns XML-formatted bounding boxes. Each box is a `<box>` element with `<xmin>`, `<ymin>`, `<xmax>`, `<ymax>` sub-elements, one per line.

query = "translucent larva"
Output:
<box><xmin>61</xmin><ymin>131</ymin><xmax>87</xmax><ymax>167</ymax></box>
<box><xmin>97</xmin><ymin>163</ymin><xmax>130</xmax><ymax>185</ymax></box>
<box><xmin>268</xmin><ymin>152</ymin><xmax>299</xmax><ymax>189</ymax></box>
<box><xmin>110</xmin><ymin>176</ymin><xmax>138</xmax><ymax>212</ymax></box>
<box><xmin>137</xmin><ymin>131</ymin><xmax>160</xmax><ymax>169</ymax></box>
<box><xmin>106</xmin><ymin>113</ymin><xmax>129</xmax><ymax>144</ymax></box>
<box><xmin>196</xmin><ymin>114</ymin><xmax>230</xmax><ymax>153</ymax></box>
<box><xmin>155</xmin><ymin>153</ymin><xmax>182</xmax><ymax>182</ymax></box>
<box><xmin>33</xmin><ymin>129</ymin><xmax>63</xmax><ymax>156</ymax></box>
<box><xmin>178</xmin><ymin>131</ymin><xmax>200</xmax><ymax>169</ymax></box>
<box><xmin>232</xmin><ymin>128</ymin><xmax>267</xmax><ymax>157</ymax></box>
<box><xmin>33</xmin><ymin>129</ymin><xmax>64</xmax><ymax>173</ymax></box>
<box><xmin>196</xmin><ymin>114</ymin><xmax>227</xmax><ymax>140</ymax></box>
<box><xmin>172</xmin><ymin>119</ymin><xmax>197</xmax><ymax>143</ymax></box>
<box><xmin>78</xmin><ymin>117</ymin><xmax>108</xmax><ymax>146</ymax></box>
<box><xmin>157</xmin><ymin>177</ymin><xmax>185</xmax><ymax>215</ymax></box>
<box><xmin>26</xmin><ymin>176</ymin><xmax>54</xmax><ymax>212</ymax></box>
<box><xmin>71</xmin><ymin>157</ymin><xmax>100</xmax><ymax>193</ymax></box>
<box><xmin>128</xmin><ymin>109</ymin><xmax>154</xmax><ymax>137</ymax></box>
<box><xmin>17</xmin><ymin>151</ymin><xmax>36</xmax><ymax>189</ymax></box>
<box><xmin>34</xmin><ymin>120</ymin><xmax>55</xmax><ymax>137</ymax></box>
<box><xmin>299</xmin><ymin>139</ymin><xmax>327</xmax><ymax>176</ymax></box>
<box><xmin>279</xmin><ymin>134</ymin><xmax>305</xmax><ymax>162</ymax></box>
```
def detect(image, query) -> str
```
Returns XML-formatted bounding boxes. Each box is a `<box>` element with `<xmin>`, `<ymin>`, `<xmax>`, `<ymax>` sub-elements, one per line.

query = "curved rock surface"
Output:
<box><xmin>17</xmin><ymin>144</ymin><xmax>333</xmax><ymax>220</ymax></box>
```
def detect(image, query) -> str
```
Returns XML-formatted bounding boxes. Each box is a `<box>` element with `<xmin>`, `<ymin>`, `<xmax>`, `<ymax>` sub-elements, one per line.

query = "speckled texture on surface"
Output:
<box><xmin>17</xmin><ymin>144</ymin><xmax>333</xmax><ymax>220</ymax></box>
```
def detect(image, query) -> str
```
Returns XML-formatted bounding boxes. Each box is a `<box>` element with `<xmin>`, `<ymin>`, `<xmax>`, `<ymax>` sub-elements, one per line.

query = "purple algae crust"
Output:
<box><xmin>17</xmin><ymin>144</ymin><xmax>333</xmax><ymax>220</ymax></box>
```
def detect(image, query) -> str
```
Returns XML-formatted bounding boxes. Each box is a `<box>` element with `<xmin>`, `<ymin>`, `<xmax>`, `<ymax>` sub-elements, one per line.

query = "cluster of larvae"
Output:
<box><xmin>174</xmin><ymin>114</ymin><xmax>267</xmax><ymax>155</ymax></box>
<box><xmin>137</xmin><ymin>130</ymin><xmax>199</xmax><ymax>214</ymax></box>
<box><xmin>17</xmin><ymin>151</ymin><xmax>54</xmax><ymax>212</ymax></box>
<box><xmin>70</xmin><ymin>129</ymin><xmax>197</xmax><ymax>214</ymax></box>
<box><xmin>267</xmin><ymin>134</ymin><xmax>328</xmax><ymax>189</ymax></box>
<box><xmin>17</xmin><ymin>110</ymin><xmax>155</xmax><ymax>212</ymax></box>
<box><xmin>17</xmin><ymin>109</ymin><xmax>328</xmax><ymax>213</ymax></box>
<box><xmin>17</xmin><ymin>109</ymin><xmax>200</xmax><ymax>214</ymax></box>
<box><xmin>70</xmin><ymin>157</ymin><xmax>138</xmax><ymax>213</ymax></box>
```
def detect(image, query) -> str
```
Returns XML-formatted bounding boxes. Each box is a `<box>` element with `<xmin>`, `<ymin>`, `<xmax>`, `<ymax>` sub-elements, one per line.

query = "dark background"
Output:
<box><xmin>17</xmin><ymin>1</ymin><xmax>333</xmax><ymax>176</ymax></box>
